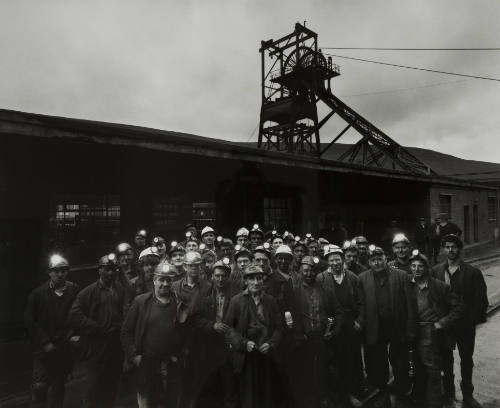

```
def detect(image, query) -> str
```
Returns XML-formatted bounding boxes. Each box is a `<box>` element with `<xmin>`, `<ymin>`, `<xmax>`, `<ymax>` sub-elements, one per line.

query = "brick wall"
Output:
<box><xmin>429</xmin><ymin>185</ymin><xmax>498</xmax><ymax>244</ymax></box>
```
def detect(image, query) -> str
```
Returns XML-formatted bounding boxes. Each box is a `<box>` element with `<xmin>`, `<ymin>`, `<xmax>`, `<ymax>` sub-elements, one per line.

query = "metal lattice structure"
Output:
<box><xmin>258</xmin><ymin>23</ymin><xmax>434</xmax><ymax>175</ymax></box>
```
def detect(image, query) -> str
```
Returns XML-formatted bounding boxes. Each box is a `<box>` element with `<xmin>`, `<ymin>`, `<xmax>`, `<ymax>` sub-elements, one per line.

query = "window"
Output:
<box><xmin>192</xmin><ymin>202</ymin><xmax>216</xmax><ymax>230</ymax></box>
<box><xmin>488</xmin><ymin>196</ymin><xmax>498</xmax><ymax>222</ymax></box>
<box><xmin>439</xmin><ymin>194</ymin><xmax>452</xmax><ymax>218</ymax></box>
<box><xmin>49</xmin><ymin>194</ymin><xmax>120</xmax><ymax>263</ymax></box>
<box><xmin>264</xmin><ymin>197</ymin><xmax>291</xmax><ymax>230</ymax></box>
<box><xmin>153</xmin><ymin>196</ymin><xmax>192</xmax><ymax>235</ymax></box>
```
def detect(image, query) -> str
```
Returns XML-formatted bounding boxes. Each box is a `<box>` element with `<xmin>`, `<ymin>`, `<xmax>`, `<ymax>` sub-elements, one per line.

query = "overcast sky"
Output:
<box><xmin>1</xmin><ymin>0</ymin><xmax>499</xmax><ymax>162</ymax></box>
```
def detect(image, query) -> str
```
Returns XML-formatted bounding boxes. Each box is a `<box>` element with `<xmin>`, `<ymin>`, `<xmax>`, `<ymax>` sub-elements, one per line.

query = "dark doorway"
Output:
<box><xmin>463</xmin><ymin>205</ymin><xmax>470</xmax><ymax>244</ymax></box>
<box><xmin>0</xmin><ymin>218</ymin><xmax>42</xmax><ymax>340</ymax></box>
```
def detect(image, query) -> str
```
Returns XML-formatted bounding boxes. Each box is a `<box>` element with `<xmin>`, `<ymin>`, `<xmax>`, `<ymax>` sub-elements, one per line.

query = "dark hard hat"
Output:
<box><xmin>409</xmin><ymin>249</ymin><xmax>430</xmax><ymax>268</ymax></box>
<box><xmin>212</xmin><ymin>257</ymin><xmax>232</xmax><ymax>273</ymax></box>
<box><xmin>368</xmin><ymin>245</ymin><xmax>385</xmax><ymax>258</ymax></box>
<box><xmin>99</xmin><ymin>253</ymin><xmax>118</xmax><ymax>266</ymax></box>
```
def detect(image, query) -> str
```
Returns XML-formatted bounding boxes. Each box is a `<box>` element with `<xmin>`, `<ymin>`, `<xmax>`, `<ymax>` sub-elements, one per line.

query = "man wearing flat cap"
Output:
<box><xmin>70</xmin><ymin>253</ymin><xmax>125</xmax><ymax>408</ymax></box>
<box><xmin>358</xmin><ymin>246</ymin><xmax>417</xmax><ymax>407</ymax></box>
<box><xmin>25</xmin><ymin>254</ymin><xmax>79</xmax><ymax>408</ymax></box>
<box><xmin>224</xmin><ymin>264</ymin><xmax>284</xmax><ymax>408</ymax></box>
<box><xmin>289</xmin><ymin>255</ymin><xmax>344</xmax><ymax>408</ymax></box>
<box><xmin>431</xmin><ymin>234</ymin><xmax>488</xmax><ymax>408</ymax></box>
<box><xmin>121</xmin><ymin>263</ymin><xmax>183</xmax><ymax>408</ymax></box>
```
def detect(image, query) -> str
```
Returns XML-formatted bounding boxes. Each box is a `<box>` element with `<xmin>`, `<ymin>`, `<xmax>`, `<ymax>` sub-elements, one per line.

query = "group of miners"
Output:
<box><xmin>25</xmin><ymin>222</ymin><xmax>488</xmax><ymax>408</ymax></box>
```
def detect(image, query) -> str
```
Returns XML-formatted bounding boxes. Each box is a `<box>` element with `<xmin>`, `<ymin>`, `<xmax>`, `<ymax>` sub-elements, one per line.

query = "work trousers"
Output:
<box><xmin>290</xmin><ymin>334</ymin><xmax>331</xmax><ymax>408</ymax></box>
<box><xmin>414</xmin><ymin>324</ymin><xmax>444</xmax><ymax>408</ymax></box>
<box><xmin>135</xmin><ymin>356</ymin><xmax>182</xmax><ymax>408</ymax></box>
<box><xmin>332</xmin><ymin>329</ymin><xmax>364</xmax><ymax>397</ymax></box>
<box><xmin>30</xmin><ymin>346</ymin><xmax>73</xmax><ymax>408</ymax></box>
<box><xmin>198</xmin><ymin>359</ymin><xmax>238</xmax><ymax>408</ymax></box>
<box><xmin>364</xmin><ymin>335</ymin><xmax>409</xmax><ymax>395</ymax></box>
<box><xmin>82</xmin><ymin>332</ymin><xmax>124</xmax><ymax>408</ymax></box>
<box><xmin>442</xmin><ymin>326</ymin><xmax>476</xmax><ymax>399</ymax></box>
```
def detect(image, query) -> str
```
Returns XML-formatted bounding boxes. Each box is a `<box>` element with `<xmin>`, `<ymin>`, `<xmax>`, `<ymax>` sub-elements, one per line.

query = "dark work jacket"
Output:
<box><xmin>120</xmin><ymin>291</ymin><xmax>181</xmax><ymax>361</ymax></box>
<box><xmin>264</xmin><ymin>270</ymin><xmax>294</xmax><ymax>312</ymax></box>
<box><xmin>358</xmin><ymin>267</ymin><xmax>418</xmax><ymax>345</ymax></box>
<box><xmin>411</xmin><ymin>277</ymin><xmax>464</xmax><ymax>349</ymax></box>
<box><xmin>289</xmin><ymin>281</ymin><xmax>344</xmax><ymax>344</ymax></box>
<box><xmin>191</xmin><ymin>283</ymin><xmax>236</xmax><ymax>368</ymax></box>
<box><xmin>316</xmin><ymin>270</ymin><xmax>362</xmax><ymax>330</ymax></box>
<box><xmin>431</xmin><ymin>261</ymin><xmax>488</xmax><ymax>327</ymax></box>
<box><xmin>224</xmin><ymin>290</ymin><xmax>284</xmax><ymax>373</ymax></box>
<box><xmin>25</xmin><ymin>281</ymin><xmax>79</xmax><ymax>351</ymax></box>
<box><xmin>388</xmin><ymin>259</ymin><xmax>412</xmax><ymax>275</ymax></box>
<box><xmin>346</xmin><ymin>262</ymin><xmax>368</xmax><ymax>276</ymax></box>
<box><xmin>69</xmin><ymin>280</ymin><xmax>125</xmax><ymax>358</ymax></box>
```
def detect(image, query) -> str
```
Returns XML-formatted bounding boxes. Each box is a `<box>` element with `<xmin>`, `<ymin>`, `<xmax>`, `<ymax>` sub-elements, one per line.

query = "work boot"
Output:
<box><xmin>463</xmin><ymin>395</ymin><xmax>482</xmax><ymax>408</ymax></box>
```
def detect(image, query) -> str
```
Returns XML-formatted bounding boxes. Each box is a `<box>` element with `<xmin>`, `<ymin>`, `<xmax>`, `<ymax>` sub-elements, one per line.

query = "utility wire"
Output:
<box><xmin>340</xmin><ymin>79</ymin><xmax>471</xmax><ymax>98</ymax></box>
<box><xmin>321</xmin><ymin>47</ymin><xmax>500</xmax><ymax>51</ymax></box>
<box><xmin>324</xmin><ymin>53</ymin><xmax>500</xmax><ymax>82</ymax></box>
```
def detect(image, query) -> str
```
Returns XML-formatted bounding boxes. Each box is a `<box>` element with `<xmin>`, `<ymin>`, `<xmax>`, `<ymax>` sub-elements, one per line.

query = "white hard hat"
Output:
<box><xmin>275</xmin><ymin>245</ymin><xmax>293</xmax><ymax>257</ymax></box>
<box><xmin>139</xmin><ymin>247</ymin><xmax>160</xmax><ymax>261</ymax></box>
<box><xmin>392</xmin><ymin>233</ymin><xmax>410</xmax><ymax>245</ymax></box>
<box><xmin>236</xmin><ymin>227</ymin><xmax>249</xmax><ymax>237</ymax></box>
<box><xmin>201</xmin><ymin>226</ymin><xmax>215</xmax><ymax>236</ymax></box>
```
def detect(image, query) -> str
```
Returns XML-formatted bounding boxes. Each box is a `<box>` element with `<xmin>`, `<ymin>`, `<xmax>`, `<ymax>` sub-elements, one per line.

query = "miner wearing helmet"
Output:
<box><xmin>125</xmin><ymin>247</ymin><xmax>161</xmax><ymax>313</ymax></box>
<box><xmin>115</xmin><ymin>242</ymin><xmax>137</xmax><ymax>286</ymax></box>
<box><xmin>235</xmin><ymin>227</ymin><xmax>249</xmax><ymax>248</ymax></box>
<box><xmin>201</xmin><ymin>226</ymin><xmax>217</xmax><ymax>252</ymax></box>
<box><xmin>172</xmin><ymin>251</ymin><xmax>211</xmax><ymax>408</ymax></box>
<box><xmin>152</xmin><ymin>236</ymin><xmax>168</xmax><ymax>264</ymax></box>
<box><xmin>342</xmin><ymin>240</ymin><xmax>367</xmax><ymax>276</ymax></box>
<box><xmin>288</xmin><ymin>255</ymin><xmax>344</xmax><ymax>408</ymax></box>
<box><xmin>25</xmin><ymin>254</ymin><xmax>79</xmax><ymax>408</ymax></box>
<box><xmin>121</xmin><ymin>262</ymin><xmax>183</xmax><ymax>408</ymax></box>
<box><xmin>388</xmin><ymin>233</ymin><xmax>413</xmax><ymax>274</ymax></box>
<box><xmin>291</xmin><ymin>239</ymin><xmax>308</xmax><ymax>277</ymax></box>
<box><xmin>248</xmin><ymin>224</ymin><xmax>265</xmax><ymax>250</ymax></box>
<box><xmin>357</xmin><ymin>246</ymin><xmax>417</xmax><ymax>407</ymax></box>
<box><xmin>201</xmin><ymin>249</ymin><xmax>217</xmax><ymax>281</ymax></box>
<box><xmin>431</xmin><ymin>235</ymin><xmax>487</xmax><ymax>408</ymax></box>
<box><xmin>133</xmin><ymin>229</ymin><xmax>148</xmax><ymax>260</ymax></box>
<box><xmin>218</xmin><ymin>237</ymin><xmax>235</xmax><ymax>261</ymax></box>
<box><xmin>352</xmin><ymin>236</ymin><xmax>370</xmax><ymax>268</ymax></box>
<box><xmin>185</xmin><ymin>235</ymin><xmax>200</xmax><ymax>252</ymax></box>
<box><xmin>408</xmin><ymin>250</ymin><xmax>463</xmax><ymax>408</ymax></box>
<box><xmin>69</xmin><ymin>253</ymin><xmax>125</xmax><ymax>408</ymax></box>
<box><xmin>224</xmin><ymin>263</ymin><xmax>285</xmax><ymax>408</ymax></box>
<box><xmin>265</xmin><ymin>245</ymin><xmax>294</xmax><ymax>312</ymax></box>
<box><xmin>191</xmin><ymin>258</ymin><xmax>238</xmax><ymax>407</ymax></box>
<box><xmin>168</xmin><ymin>241</ymin><xmax>187</xmax><ymax>282</ymax></box>
<box><xmin>228</xmin><ymin>245</ymin><xmax>253</xmax><ymax>292</ymax></box>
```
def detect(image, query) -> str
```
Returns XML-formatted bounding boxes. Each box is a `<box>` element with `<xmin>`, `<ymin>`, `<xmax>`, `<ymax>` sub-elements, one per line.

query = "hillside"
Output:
<box><xmin>238</xmin><ymin>142</ymin><xmax>500</xmax><ymax>185</ymax></box>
